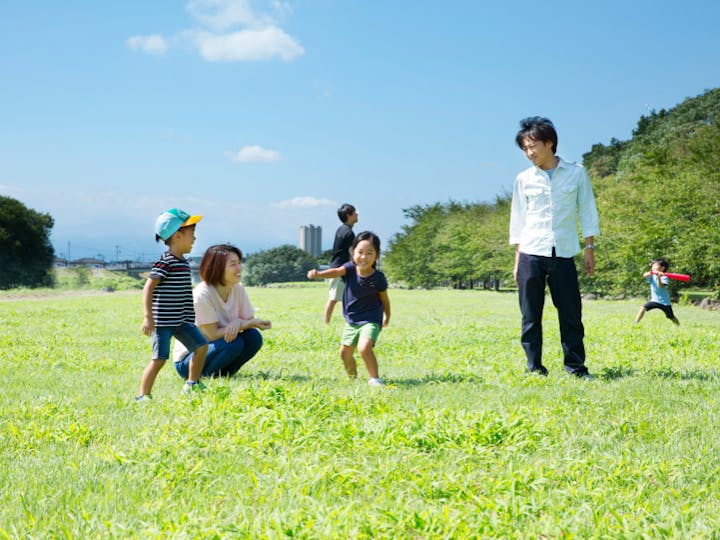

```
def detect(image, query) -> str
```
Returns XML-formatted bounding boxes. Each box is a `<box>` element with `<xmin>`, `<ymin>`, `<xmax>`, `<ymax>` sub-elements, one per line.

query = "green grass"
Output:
<box><xmin>1</xmin><ymin>287</ymin><xmax>720</xmax><ymax>538</ymax></box>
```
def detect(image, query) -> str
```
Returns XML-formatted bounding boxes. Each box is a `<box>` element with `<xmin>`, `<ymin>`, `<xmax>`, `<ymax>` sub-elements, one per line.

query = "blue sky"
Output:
<box><xmin>2</xmin><ymin>0</ymin><xmax>719</xmax><ymax>262</ymax></box>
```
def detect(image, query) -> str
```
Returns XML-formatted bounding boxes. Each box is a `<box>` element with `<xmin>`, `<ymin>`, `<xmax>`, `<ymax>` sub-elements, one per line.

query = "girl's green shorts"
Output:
<box><xmin>341</xmin><ymin>322</ymin><xmax>381</xmax><ymax>346</ymax></box>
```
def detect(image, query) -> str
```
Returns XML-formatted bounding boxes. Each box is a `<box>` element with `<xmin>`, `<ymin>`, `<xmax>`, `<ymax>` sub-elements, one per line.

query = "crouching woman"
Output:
<box><xmin>174</xmin><ymin>244</ymin><xmax>271</xmax><ymax>378</ymax></box>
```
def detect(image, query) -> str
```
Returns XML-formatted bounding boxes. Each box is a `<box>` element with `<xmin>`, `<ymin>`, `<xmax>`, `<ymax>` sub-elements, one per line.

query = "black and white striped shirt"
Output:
<box><xmin>149</xmin><ymin>251</ymin><xmax>195</xmax><ymax>327</ymax></box>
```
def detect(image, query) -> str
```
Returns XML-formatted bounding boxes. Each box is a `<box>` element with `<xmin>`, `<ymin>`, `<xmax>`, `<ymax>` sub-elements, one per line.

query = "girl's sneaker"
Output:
<box><xmin>135</xmin><ymin>394</ymin><xmax>152</xmax><ymax>402</ymax></box>
<box><xmin>368</xmin><ymin>378</ymin><xmax>384</xmax><ymax>387</ymax></box>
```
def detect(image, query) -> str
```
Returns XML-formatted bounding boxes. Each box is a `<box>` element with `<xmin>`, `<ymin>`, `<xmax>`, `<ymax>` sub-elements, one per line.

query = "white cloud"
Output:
<box><xmin>272</xmin><ymin>196</ymin><xmax>336</xmax><ymax>209</ymax></box>
<box><xmin>125</xmin><ymin>35</ymin><xmax>169</xmax><ymax>55</ymax></box>
<box><xmin>193</xmin><ymin>27</ymin><xmax>303</xmax><ymax>62</ymax></box>
<box><xmin>187</xmin><ymin>0</ymin><xmax>267</xmax><ymax>31</ymax></box>
<box><xmin>226</xmin><ymin>145</ymin><xmax>282</xmax><ymax>163</ymax></box>
<box><xmin>272</xmin><ymin>1</ymin><xmax>293</xmax><ymax>18</ymax></box>
<box><xmin>127</xmin><ymin>0</ymin><xmax>303</xmax><ymax>62</ymax></box>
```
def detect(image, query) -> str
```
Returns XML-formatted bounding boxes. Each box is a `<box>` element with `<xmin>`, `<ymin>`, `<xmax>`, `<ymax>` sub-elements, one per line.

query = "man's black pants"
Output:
<box><xmin>517</xmin><ymin>251</ymin><xmax>588</xmax><ymax>375</ymax></box>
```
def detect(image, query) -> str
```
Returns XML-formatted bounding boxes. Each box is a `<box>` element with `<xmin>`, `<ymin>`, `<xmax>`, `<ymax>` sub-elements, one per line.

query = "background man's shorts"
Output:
<box><xmin>328</xmin><ymin>276</ymin><xmax>345</xmax><ymax>302</ymax></box>
<box><xmin>341</xmin><ymin>322</ymin><xmax>381</xmax><ymax>347</ymax></box>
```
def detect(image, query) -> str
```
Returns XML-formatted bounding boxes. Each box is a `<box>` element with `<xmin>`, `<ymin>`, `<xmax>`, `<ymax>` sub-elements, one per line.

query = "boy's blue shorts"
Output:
<box><xmin>151</xmin><ymin>322</ymin><xmax>207</xmax><ymax>361</ymax></box>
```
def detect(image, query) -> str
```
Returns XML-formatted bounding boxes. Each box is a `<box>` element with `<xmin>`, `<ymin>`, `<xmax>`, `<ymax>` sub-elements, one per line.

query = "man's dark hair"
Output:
<box><xmin>653</xmin><ymin>257</ymin><xmax>670</xmax><ymax>272</ymax></box>
<box><xmin>337</xmin><ymin>203</ymin><xmax>356</xmax><ymax>224</ymax></box>
<box><xmin>515</xmin><ymin>117</ymin><xmax>558</xmax><ymax>154</ymax></box>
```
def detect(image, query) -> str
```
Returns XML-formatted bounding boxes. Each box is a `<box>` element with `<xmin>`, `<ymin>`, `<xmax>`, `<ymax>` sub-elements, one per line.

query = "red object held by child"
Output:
<box><xmin>664</xmin><ymin>272</ymin><xmax>690</xmax><ymax>282</ymax></box>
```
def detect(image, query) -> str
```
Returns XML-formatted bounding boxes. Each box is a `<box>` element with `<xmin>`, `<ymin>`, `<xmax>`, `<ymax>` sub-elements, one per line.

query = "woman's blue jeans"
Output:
<box><xmin>175</xmin><ymin>328</ymin><xmax>263</xmax><ymax>378</ymax></box>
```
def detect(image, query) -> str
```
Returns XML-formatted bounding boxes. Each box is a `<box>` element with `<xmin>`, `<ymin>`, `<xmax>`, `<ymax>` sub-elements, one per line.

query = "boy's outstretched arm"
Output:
<box><xmin>307</xmin><ymin>267</ymin><xmax>346</xmax><ymax>280</ymax></box>
<box><xmin>379</xmin><ymin>290</ymin><xmax>391</xmax><ymax>327</ymax></box>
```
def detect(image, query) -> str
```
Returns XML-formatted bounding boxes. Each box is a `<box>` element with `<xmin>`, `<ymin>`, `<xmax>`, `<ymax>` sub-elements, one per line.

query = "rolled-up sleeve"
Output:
<box><xmin>509</xmin><ymin>175</ymin><xmax>526</xmax><ymax>245</ymax></box>
<box><xmin>577</xmin><ymin>170</ymin><xmax>600</xmax><ymax>239</ymax></box>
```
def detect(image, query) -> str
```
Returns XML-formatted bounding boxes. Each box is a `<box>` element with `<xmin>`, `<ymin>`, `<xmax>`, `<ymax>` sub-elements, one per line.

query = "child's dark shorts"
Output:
<box><xmin>151</xmin><ymin>322</ymin><xmax>208</xmax><ymax>360</ymax></box>
<box><xmin>643</xmin><ymin>301</ymin><xmax>676</xmax><ymax>319</ymax></box>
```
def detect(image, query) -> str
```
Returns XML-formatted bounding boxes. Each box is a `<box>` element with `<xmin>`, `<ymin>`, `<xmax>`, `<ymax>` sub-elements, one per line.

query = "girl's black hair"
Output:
<box><xmin>351</xmin><ymin>231</ymin><xmax>381</xmax><ymax>268</ymax></box>
<box><xmin>515</xmin><ymin>116</ymin><xmax>558</xmax><ymax>154</ymax></box>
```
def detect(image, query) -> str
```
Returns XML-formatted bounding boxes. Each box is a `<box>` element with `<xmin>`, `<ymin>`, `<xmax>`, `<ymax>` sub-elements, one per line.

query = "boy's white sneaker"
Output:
<box><xmin>368</xmin><ymin>378</ymin><xmax>384</xmax><ymax>387</ymax></box>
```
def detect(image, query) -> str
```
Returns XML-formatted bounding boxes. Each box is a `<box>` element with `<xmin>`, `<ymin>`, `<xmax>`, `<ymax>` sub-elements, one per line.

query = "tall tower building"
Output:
<box><xmin>299</xmin><ymin>225</ymin><xmax>322</xmax><ymax>257</ymax></box>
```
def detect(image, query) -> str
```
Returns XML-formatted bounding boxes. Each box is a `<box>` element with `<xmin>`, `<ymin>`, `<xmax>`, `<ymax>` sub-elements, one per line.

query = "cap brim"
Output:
<box><xmin>181</xmin><ymin>215</ymin><xmax>202</xmax><ymax>227</ymax></box>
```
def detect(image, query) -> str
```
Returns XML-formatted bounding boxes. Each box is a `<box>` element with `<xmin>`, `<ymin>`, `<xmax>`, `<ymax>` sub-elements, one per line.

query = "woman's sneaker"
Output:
<box><xmin>368</xmin><ymin>378</ymin><xmax>384</xmax><ymax>387</ymax></box>
<box><xmin>182</xmin><ymin>380</ymin><xmax>207</xmax><ymax>397</ymax></box>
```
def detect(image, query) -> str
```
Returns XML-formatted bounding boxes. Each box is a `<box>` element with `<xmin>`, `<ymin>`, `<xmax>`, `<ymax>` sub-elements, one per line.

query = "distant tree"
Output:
<box><xmin>385</xmin><ymin>204</ymin><xmax>447</xmax><ymax>288</ymax></box>
<box><xmin>0</xmin><ymin>196</ymin><xmax>55</xmax><ymax>289</ymax></box>
<box><xmin>384</xmin><ymin>198</ymin><xmax>514</xmax><ymax>289</ymax></box>
<box><xmin>316</xmin><ymin>248</ymin><xmax>333</xmax><ymax>267</ymax></box>
<box><xmin>582</xmin><ymin>137</ymin><xmax>627</xmax><ymax>178</ymax></box>
<box><xmin>243</xmin><ymin>244</ymin><xmax>317</xmax><ymax>286</ymax></box>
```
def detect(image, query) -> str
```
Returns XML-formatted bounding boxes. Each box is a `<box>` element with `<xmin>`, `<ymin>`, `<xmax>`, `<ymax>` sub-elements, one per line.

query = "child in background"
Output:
<box><xmin>137</xmin><ymin>208</ymin><xmax>209</xmax><ymax>400</ymax></box>
<box><xmin>308</xmin><ymin>231</ymin><xmax>390</xmax><ymax>387</ymax></box>
<box><xmin>634</xmin><ymin>257</ymin><xmax>680</xmax><ymax>326</ymax></box>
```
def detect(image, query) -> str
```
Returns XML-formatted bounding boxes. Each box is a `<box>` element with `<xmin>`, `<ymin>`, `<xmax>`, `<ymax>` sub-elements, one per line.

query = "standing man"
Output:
<box><xmin>509</xmin><ymin>117</ymin><xmax>600</xmax><ymax>378</ymax></box>
<box><xmin>324</xmin><ymin>203</ymin><xmax>358</xmax><ymax>323</ymax></box>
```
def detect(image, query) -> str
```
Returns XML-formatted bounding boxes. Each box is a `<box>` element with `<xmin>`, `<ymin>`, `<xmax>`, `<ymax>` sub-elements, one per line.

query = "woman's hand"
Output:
<box><xmin>224</xmin><ymin>319</ymin><xmax>243</xmax><ymax>342</ymax></box>
<box><xmin>307</xmin><ymin>269</ymin><xmax>318</xmax><ymax>279</ymax></box>
<box><xmin>254</xmin><ymin>319</ymin><xmax>272</xmax><ymax>330</ymax></box>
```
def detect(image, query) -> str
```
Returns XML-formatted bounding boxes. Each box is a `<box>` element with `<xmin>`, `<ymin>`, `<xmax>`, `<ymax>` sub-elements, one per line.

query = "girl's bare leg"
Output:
<box><xmin>340</xmin><ymin>345</ymin><xmax>357</xmax><ymax>378</ymax></box>
<box><xmin>358</xmin><ymin>338</ymin><xmax>379</xmax><ymax>379</ymax></box>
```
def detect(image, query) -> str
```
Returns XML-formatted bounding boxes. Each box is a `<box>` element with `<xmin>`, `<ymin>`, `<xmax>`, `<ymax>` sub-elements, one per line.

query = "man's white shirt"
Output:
<box><xmin>509</xmin><ymin>157</ymin><xmax>600</xmax><ymax>258</ymax></box>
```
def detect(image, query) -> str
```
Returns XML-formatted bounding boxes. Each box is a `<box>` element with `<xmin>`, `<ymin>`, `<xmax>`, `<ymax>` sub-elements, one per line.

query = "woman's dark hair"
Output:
<box><xmin>200</xmin><ymin>244</ymin><xmax>243</xmax><ymax>286</ymax></box>
<box><xmin>337</xmin><ymin>203</ymin><xmax>356</xmax><ymax>224</ymax></box>
<box><xmin>515</xmin><ymin>116</ymin><xmax>558</xmax><ymax>154</ymax></box>
<box><xmin>653</xmin><ymin>257</ymin><xmax>670</xmax><ymax>271</ymax></box>
<box><xmin>351</xmin><ymin>231</ymin><xmax>381</xmax><ymax>268</ymax></box>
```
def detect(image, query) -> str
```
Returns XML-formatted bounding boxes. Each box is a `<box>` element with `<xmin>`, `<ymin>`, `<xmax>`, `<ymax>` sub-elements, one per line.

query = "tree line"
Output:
<box><xmin>383</xmin><ymin>198</ymin><xmax>513</xmax><ymax>289</ymax></box>
<box><xmin>0</xmin><ymin>196</ymin><xmax>55</xmax><ymax>289</ymax></box>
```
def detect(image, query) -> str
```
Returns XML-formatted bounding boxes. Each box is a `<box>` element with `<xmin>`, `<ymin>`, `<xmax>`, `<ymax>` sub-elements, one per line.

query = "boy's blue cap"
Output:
<box><xmin>155</xmin><ymin>208</ymin><xmax>202</xmax><ymax>240</ymax></box>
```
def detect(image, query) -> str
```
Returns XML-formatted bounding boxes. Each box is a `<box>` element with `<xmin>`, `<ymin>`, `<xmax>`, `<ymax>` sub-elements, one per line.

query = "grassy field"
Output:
<box><xmin>2</xmin><ymin>285</ymin><xmax>720</xmax><ymax>538</ymax></box>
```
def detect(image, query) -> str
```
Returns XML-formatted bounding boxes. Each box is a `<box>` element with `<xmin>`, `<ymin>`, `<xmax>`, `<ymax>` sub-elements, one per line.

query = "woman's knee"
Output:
<box><xmin>244</xmin><ymin>328</ymin><xmax>263</xmax><ymax>353</ymax></box>
<box><xmin>174</xmin><ymin>358</ymin><xmax>190</xmax><ymax>378</ymax></box>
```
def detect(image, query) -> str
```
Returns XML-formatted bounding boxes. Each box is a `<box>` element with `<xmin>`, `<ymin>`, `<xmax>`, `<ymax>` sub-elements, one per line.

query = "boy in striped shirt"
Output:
<box><xmin>137</xmin><ymin>208</ymin><xmax>208</xmax><ymax>400</ymax></box>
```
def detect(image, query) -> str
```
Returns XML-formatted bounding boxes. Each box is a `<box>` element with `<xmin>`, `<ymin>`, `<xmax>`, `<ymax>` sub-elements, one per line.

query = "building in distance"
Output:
<box><xmin>299</xmin><ymin>225</ymin><xmax>322</xmax><ymax>257</ymax></box>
